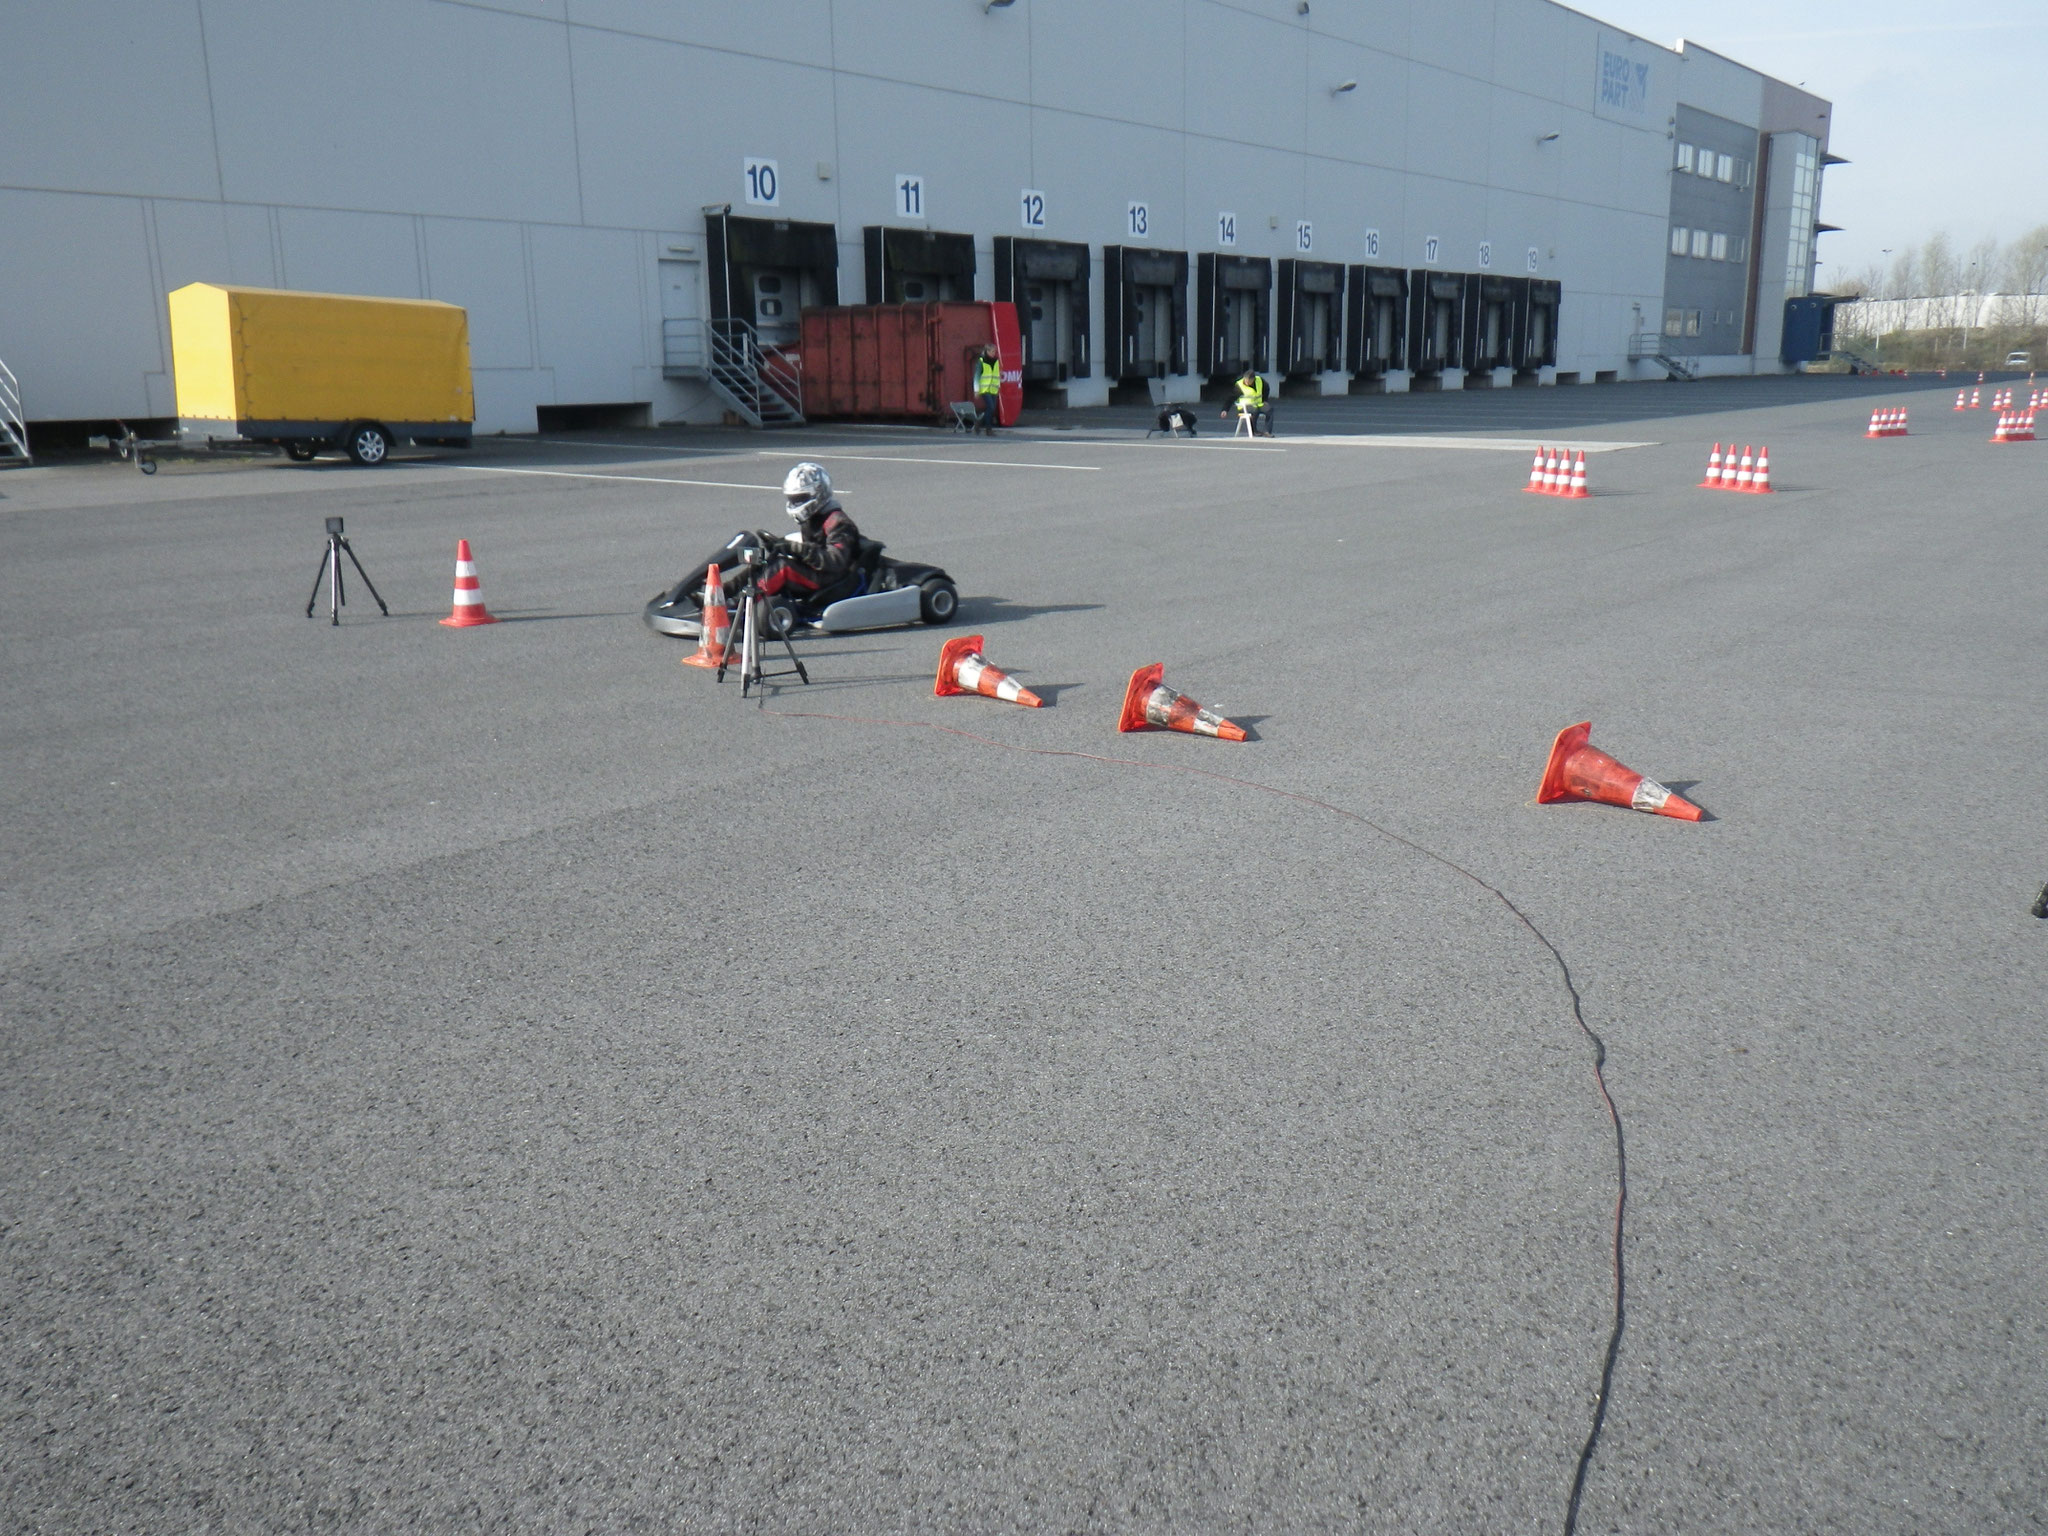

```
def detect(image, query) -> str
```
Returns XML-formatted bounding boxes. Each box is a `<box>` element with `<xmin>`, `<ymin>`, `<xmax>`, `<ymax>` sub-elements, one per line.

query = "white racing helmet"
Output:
<box><xmin>783</xmin><ymin>462</ymin><xmax>832</xmax><ymax>523</ymax></box>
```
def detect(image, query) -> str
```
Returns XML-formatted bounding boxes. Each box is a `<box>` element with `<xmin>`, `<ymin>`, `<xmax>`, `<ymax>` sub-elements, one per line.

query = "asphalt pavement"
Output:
<box><xmin>3</xmin><ymin>375</ymin><xmax>2044</xmax><ymax>1533</ymax></box>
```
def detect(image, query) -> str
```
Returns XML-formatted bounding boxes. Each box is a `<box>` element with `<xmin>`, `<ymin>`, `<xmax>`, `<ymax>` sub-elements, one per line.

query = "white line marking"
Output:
<box><xmin>451</xmin><ymin>465</ymin><xmax>780</xmax><ymax>490</ymax></box>
<box><xmin>761</xmin><ymin>451</ymin><xmax>1100</xmax><ymax>471</ymax></box>
<box><xmin>534</xmin><ymin>438</ymin><xmax>737</xmax><ymax>456</ymax></box>
<box><xmin>1285</xmin><ymin>435</ymin><xmax>1656</xmax><ymax>453</ymax></box>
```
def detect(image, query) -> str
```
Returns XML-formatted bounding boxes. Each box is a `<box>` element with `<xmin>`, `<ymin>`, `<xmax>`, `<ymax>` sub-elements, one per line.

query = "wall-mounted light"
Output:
<box><xmin>1330</xmin><ymin>80</ymin><xmax>1357</xmax><ymax>96</ymax></box>
<box><xmin>1537</xmin><ymin>132</ymin><xmax>1561</xmax><ymax>144</ymax></box>
<box><xmin>983</xmin><ymin>0</ymin><xmax>1014</xmax><ymax>11</ymax></box>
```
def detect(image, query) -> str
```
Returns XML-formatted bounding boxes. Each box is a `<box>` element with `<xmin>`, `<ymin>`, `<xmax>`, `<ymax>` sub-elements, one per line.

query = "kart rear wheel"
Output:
<box><xmin>918</xmin><ymin>579</ymin><xmax>958</xmax><ymax>624</ymax></box>
<box><xmin>763</xmin><ymin>597</ymin><xmax>801</xmax><ymax>638</ymax></box>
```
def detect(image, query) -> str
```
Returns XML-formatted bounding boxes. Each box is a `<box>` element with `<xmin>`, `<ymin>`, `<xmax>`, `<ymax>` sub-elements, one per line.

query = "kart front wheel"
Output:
<box><xmin>919</xmin><ymin>579</ymin><xmax>958</xmax><ymax>624</ymax></box>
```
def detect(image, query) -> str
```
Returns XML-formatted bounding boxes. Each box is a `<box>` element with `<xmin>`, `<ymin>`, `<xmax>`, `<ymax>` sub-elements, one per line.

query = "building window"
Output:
<box><xmin>1671</xmin><ymin>225</ymin><xmax>1690</xmax><ymax>256</ymax></box>
<box><xmin>1711</xmin><ymin>232</ymin><xmax>1729</xmax><ymax>260</ymax></box>
<box><xmin>1717</xmin><ymin>152</ymin><xmax>1735</xmax><ymax>182</ymax></box>
<box><xmin>1784</xmin><ymin>137</ymin><xmax>1820</xmax><ymax>298</ymax></box>
<box><xmin>1665</xmin><ymin>309</ymin><xmax>1684</xmax><ymax>336</ymax></box>
<box><xmin>1676</xmin><ymin>143</ymin><xmax>1695</xmax><ymax>172</ymax></box>
<box><xmin>1732</xmin><ymin>236</ymin><xmax>1748</xmax><ymax>263</ymax></box>
<box><xmin>1696</xmin><ymin>154</ymin><xmax>1717</xmax><ymax>180</ymax></box>
<box><xmin>1691</xmin><ymin>229</ymin><xmax>1711</xmax><ymax>258</ymax></box>
<box><xmin>1685</xmin><ymin>311</ymin><xmax>1702</xmax><ymax>336</ymax></box>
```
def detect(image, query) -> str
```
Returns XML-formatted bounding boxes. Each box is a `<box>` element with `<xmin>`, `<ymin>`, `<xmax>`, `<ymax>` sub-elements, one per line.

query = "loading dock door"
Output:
<box><xmin>1102</xmin><ymin>247</ymin><xmax>1189</xmax><ymax>380</ymax></box>
<box><xmin>1345</xmin><ymin>266</ymin><xmax>1407</xmax><ymax>375</ymax></box>
<box><xmin>1277</xmin><ymin>259</ymin><xmax>1344</xmax><ymax>375</ymax></box>
<box><xmin>706</xmin><ymin>207</ymin><xmax>839</xmax><ymax>346</ymax></box>
<box><xmin>1408</xmin><ymin>272</ymin><xmax>1466</xmax><ymax>374</ymax></box>
<box><xmin>994</xmin><ymin>236</ymin><xmax>1091</xmax><ymax>383</ymax></box>
<box><xmin>1196</xmin><ymin>253</ymin><xmax>1273</xmax><ymax>378</ymax></box>
<box><xmin>862</xmin><ymin>227</ymin><xmax>977</xmax><ymax>305</ymax></box>
<box><xmin>1517</xmin><ymin>279</ymin><xmax>1560</xmax><ymax>371</ymax></box>
<box><xmin>1462</xmin><ymin>276</ymin><xmax>1520</xmax><ymax>373</ymax></box>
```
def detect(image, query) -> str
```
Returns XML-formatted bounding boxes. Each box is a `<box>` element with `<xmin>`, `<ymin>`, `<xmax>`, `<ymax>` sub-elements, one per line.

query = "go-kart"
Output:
<box><xmin>644</xmin><ymin>529</ymin><xmax>960</xmax><ymax>640</ymax></box>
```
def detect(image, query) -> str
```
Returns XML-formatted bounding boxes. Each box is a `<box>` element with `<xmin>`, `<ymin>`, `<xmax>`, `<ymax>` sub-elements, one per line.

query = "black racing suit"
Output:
<box><xmin>757</xmin><ymin>498</ymin><xmax>861</xmax><ymax>600</ymax></box>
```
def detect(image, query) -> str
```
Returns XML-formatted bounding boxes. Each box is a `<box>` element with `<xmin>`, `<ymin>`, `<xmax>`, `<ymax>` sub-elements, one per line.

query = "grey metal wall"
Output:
<box><xmin>0</xmin><ymin>0</ymin><xmax>1834</xmax><ymax>430</ymax></box>
<box><xmin>1660</xmin><ymin>106</ymin><xmax>1760</xmax><ymax>357</ymax></box>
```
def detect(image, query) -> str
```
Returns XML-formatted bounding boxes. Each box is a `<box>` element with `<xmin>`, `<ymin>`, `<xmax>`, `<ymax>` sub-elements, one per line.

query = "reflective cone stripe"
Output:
<box><xmin>438</xmin><ymin>538</ymin><xmax>499</xmax><ymax>627</ymax></box>
<box><xmin>1524</xmin><ymin>446</ymin><xmax>1547</xmax><ymax>492</ymax></box>
<box><xmin>681</xmin><ymin>562</ymin><xmax>730</xmax><ymax>668</ymax></box>
<box><xmin>1894</xmin><ymin>408</ymin><xmax>1909</xmax><ymax>436</ymax></box>
<box><xmin>1700</xmin><ymin>443</ymin><xmax>1723</xmax><ymax>488</ymax></box>
<box><xmin>1732</xmin><ymin>446</ymin><xmax>1753</xmax><ymax>491</ymax></box>
<box><xmin>1117</xmin><ymin>663</ymin><xmax>1246</xmax><ymax>741</ymax></box>
<box><xmin>1749</xmin><ymin>445</ymin><xmax>1773</xmax><ymax>493</ymax></box>
<box><xmin>934</xmin><ymin>633</ymin><xmax>1042</xmax><ymax>706</ymax></box>
<box><xmin>1563</xmin><ymin>451</ymin><xmax>1589</xmax><ymax>498</ymax></box>
<box><xmin>1537</xmin><ymin>721</ymin><xmax>1702</xmax><ymax>822</ymax></box>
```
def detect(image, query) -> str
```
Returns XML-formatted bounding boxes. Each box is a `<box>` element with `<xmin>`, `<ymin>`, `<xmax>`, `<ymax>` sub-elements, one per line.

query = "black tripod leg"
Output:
<box><xmin>339</xmin><ymin>537</ymin><xmax>390</xmax><ymax>616</ymax></box>
<box><xmin>775</xmin><ymin>628</ymin><xmax>809</xmax><ymax>685</ymax></box>
<box><xmin>307</xmin><ymin>546</ymin><xmax>334</xmax><ymax>618</ymax></box>
<box><xmin>331</xmin><ymin>546</ymin><xmax>345</xmax><ymax>625</ymax></box>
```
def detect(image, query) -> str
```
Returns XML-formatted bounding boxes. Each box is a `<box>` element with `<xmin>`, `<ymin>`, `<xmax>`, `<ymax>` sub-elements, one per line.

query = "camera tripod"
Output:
<box><xmin>305</xmin><ymin>517</ymin><xmax>389</xmax><ymax>626</ymax></box>
<box><xmin>717</xmin><ymin>549</ymin><xmax>810</xmax><ymax>698</ymax></box>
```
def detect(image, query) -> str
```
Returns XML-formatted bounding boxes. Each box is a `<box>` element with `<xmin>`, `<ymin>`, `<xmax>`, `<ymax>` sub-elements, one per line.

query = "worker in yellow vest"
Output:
<box><xmin>974</xmin><ymin>346</ymin><xmax>1002</xmax><ymax>435</ymax></box>
<box><xmin>1227</xmin><ymin>366</ymin><xmax>1273</xmax><ymax>436</ymax></box>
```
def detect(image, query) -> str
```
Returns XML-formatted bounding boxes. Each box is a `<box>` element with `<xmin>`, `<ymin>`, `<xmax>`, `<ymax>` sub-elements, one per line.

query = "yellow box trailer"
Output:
<box><xmin>167</xmin><ymin>283</ymin><xmax>473</xmax><ymax>465</ymax></box>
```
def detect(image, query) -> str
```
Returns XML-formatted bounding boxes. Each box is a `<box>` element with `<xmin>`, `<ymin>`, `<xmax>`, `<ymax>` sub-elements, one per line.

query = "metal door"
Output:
<box><xmin>1023</xmin><ymin>280</ymin><xmax>1073</xmax><ymax>380</ymax></box>
<box><xmin>659</xmin><ymin>259</ymin><xmax>700</xmax><ymax>322</ymax></box>
<box><xmin>1528</xmin><ymin>304</ymin><xmax>1550</xmax><ymax>360</ymax></box>
<box><xmin>1221</xmin><ymin>290</ymin><xmax>1257</xmax><ymax>367</ymax></box>
<box><xmin>750</xmin><ymin>269</ymin><xmax>800</xmax><ymax>346</ymax></box>
<box><xmin>1300</xmin><ymin>292</ymin><xmax>1332</xmax><ymax>370</ymax></box>
<box><xmin>1371</xmin><ymin>296</ymin><xmax>1397</xmax><ymax>365</ymax></box>
<box><xmin>1129</xmin><ymin>284</ymin><xmax>1173</xmax><ymax>372</ymax></box>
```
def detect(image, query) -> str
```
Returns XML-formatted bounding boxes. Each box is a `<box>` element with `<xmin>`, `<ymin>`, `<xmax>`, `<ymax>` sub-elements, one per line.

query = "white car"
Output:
<box><xmin>2004</xmin><ymin>350</ymin><xmax>2030</xmax><ymax>367</ymax></box>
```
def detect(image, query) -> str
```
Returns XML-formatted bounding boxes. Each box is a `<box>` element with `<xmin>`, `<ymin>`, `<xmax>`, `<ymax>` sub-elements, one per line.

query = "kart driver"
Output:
<box><xmin>756</xmin><ymin>462</ymin><xmax>860</xmax><ymax>601</ymax></box>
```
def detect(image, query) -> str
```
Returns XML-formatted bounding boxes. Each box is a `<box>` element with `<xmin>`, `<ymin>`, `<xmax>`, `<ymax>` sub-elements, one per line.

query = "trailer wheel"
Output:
<box><xmin>344</xmin><ymin>422</ymin><xmax>391</xmax><ymax>466</ymax></box>
<box><xmin>285</xmin><ymin>442</ymin><xmax>318</xmax><ymax>462</ymax></box>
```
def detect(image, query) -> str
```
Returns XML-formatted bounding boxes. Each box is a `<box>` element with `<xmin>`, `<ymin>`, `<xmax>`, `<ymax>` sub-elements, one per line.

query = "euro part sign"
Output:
<box><xmin>990</xmin><ymin>300</ymin><xmax>1025</xmax><ymax>427</ymax></box>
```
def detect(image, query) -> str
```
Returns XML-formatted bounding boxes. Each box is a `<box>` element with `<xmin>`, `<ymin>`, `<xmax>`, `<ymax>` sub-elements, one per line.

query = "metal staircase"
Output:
<box><xmin>1627</xmin><ymin>332</ymin><xmax>1699</xmax><ymax>381</ymax></box>
<box><xmin>0</xmin><ymin>354</ymin><xmax>29</xmax><ymax>464</ymax></box>
<box><xmin>661</xmin><ymin>317</ymin><xmax>804</xmax><ymax>427</ymax></box>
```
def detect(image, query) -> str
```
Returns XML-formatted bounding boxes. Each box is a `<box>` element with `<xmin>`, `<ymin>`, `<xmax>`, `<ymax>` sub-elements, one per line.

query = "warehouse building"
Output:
<box><xmin>0</xmin><ymin>0</ymin><xmax>1838</xmax><ymax>437</ymax></box>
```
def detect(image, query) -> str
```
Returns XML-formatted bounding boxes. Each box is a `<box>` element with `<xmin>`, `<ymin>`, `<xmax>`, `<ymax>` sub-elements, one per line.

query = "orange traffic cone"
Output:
<box><xmin>1970</xmin><ymin>388</ymin><xmax>1981</xmax><ymax>408</ymax></box>
<box><xmin>1749</xmin><ymin>445</ymin><xmax>1773</xmax><ymax>493</ymax></box>
<box><xmin>1991</xmin><ymin>412</ymin><xmax>2012</xmax><ymax>444</ymax></box>
<box><xmin>1731</xmin><ymin>446</ymin><xmax>1754</xmax><ymax>491</ymax></box>
<box><xmin>934</xmin><ymin>633</ymin><xmax>1042</xmax><ymax>706</ymax></box>
<box><xmin>438</xmin><ymin>538</ymin><xmax>499</xmax><ymax>627</ymax></box>
<box><xmin>1700</xmin><ymin>443</ymin><xmax>1724</xmax><ymax>488</ymax></box>
<box><xmin>1117</xmin><ymin>663</ymin><xmax>1245</xmax><ymax>740</ymax></box>
<box><xmin>1892</xmin><ymin>408</ymin><xmax>1909</xmax><ymax>436</ymax></box>
<box><xmin>1538</xmin><ymin>721</ymin><xmax>1702</xmax><ymax>821</ymax></box>
<box><xmin>681</xmin><ymin>562</ymin><xmax>730</xmax><ymax>668</ymax></box>
<box><xmin>1542</xmin><ymin>446</ymin><xmax>1562</xmax><ymax>493</ymax></box>
<box><xmin>1954</xmin><ymin>390</ymin><xmax>1968</xmax><ymax>411</ymax></box>
<box><xmin>1524</xmin><ymin>446</ymin><xmax>1547</xmax><ymax>493</ymax></box>
<box><xmin>1562</xmin><ymin>450</ymin><xmax>1589</xmax><ymax>498</ymax></box>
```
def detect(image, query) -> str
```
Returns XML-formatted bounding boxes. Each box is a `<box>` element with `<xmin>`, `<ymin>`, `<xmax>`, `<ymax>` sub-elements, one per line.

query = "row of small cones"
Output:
<box><xmin>1864</xmin><ymin>408</ymin><xmax>1908</xmax><ymax>438</ymax></box>
<box><xmin>1990</xmin><ymin>410</ymin><xmax>2038</xmax><ymax>443</ymax></box>
<box><xmin>1522</xmin><ymin>447</ymin><xmax>1589</xmax><ymax>498</ymax></box>
<box><xmin>1700</xmin><ymin>444</ymin><xmax>1773</xmax><ymax>492</ymax></box>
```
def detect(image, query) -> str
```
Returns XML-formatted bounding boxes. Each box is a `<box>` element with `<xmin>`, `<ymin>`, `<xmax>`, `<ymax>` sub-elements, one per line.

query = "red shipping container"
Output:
<box><xmin>799</xmin><ymin>301</ymin><xmax>1021</xmax><ymax>426</ymax></box>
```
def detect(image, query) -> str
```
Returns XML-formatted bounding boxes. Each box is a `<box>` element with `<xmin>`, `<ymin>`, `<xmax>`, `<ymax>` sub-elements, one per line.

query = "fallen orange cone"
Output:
<box><xmin>934</xmin><ymin>633</ymin><xmax>1042</xmax><ymax>706</ymax></box>
<box><xmin>681</xmin><ymin>561</ymin><xmax>729</xmax><ymax>668</ymax></box>
<box><xmin>438</xmin><ymin>538</ymin><xmax>499</xmax><ymax>627</ymax></box>
<box><xmin>1537</xmin><ymin>721</ymin><xmax>1702</xmax><ymax>821</ymax></box>
<box><xmin>1118</xmin><ymin>663</ymin><xmax>1245</xmax><ymax>740</ymax></box>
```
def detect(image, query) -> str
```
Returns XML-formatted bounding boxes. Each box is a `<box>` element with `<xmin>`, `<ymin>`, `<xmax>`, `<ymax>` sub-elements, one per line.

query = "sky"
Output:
<box><xmin>1580</xmin><ymin>0</ymin><xmax>2048</xmax><ymax>288</ymax></box>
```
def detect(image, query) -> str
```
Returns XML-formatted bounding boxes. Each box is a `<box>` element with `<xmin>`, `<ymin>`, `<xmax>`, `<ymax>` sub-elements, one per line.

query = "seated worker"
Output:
<box><xmin>756</xmin><ymin>461</ymin><xmax>862</xmax><ymax>602</ymax></box>
<box><xmin>1226</xmin><ymin>366</ymin><xmax>1274</xmax><ymax>436</ymax></box>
